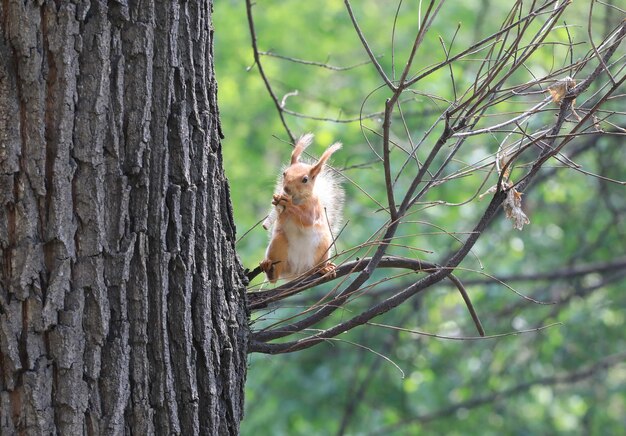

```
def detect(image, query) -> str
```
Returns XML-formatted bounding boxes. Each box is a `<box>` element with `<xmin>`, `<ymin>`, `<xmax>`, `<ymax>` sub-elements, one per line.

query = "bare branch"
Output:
<box><xmin>245</xmin><ymin>0</ymin><xmax>295</xmax><ymax>142</ymax></box>
<box><xmin>245</xmin><ymin>1</ymin><xmax>626</xmax><ymax>359</ymax></box>
<box><xmin>344</xmin><ymin>0</ymin><xmax>396</xmax><ymax>90</ymax></box>
<box><xmin>366</xmin><ymin>321</ymin><xmax>560</xmax><ymax>341</ymax></box>
<box><xmin>404</xmin><ymin>0</ymin><xmax>564</xmax><ymax>88</ymax></box>
<box><xmin>260</xmin><ymin>51</ymin><xmax>380</xmax><ymax>71</ymax></box>
<box><xmin>588</xmin><ymin>0</ymin><xmax>617</xmax><ymax>85</ymax></box>
<box><xmin>249</xmin><ymin>256</ymin><xmax>437</xmax><ymax>311</ymax></box>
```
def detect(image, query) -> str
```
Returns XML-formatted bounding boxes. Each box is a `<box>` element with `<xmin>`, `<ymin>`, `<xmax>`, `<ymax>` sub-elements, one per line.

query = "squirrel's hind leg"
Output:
<box><xmin>317</xmin><ymin>262</ymin><xmax>337</xmax><ymax>279</ymax></box>
<box><xmin>314</xmin><ymin>233</ymin><xmax>336</xmax><ymax>279</ymax></box>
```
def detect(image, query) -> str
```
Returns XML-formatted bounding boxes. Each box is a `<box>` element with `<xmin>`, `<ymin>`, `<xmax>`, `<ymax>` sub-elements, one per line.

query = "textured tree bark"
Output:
<box><xmin>0</xmin><ymin>1</ymin><xmax>248</xmax><ymax>434</ymax></box>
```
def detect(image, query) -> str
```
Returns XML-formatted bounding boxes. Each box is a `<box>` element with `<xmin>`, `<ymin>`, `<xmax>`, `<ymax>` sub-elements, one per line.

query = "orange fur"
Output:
<box><xmin>260</xmin><ymin>134</ymin><xmax>342</xmax><ymax>283</ymax></box>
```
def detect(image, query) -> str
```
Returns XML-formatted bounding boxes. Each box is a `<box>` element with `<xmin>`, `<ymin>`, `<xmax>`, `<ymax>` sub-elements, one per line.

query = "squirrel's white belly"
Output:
<box><xmin>284</xmin><ymin>222</ymin><xmax>323</xmax><ymax>276</ymax></box>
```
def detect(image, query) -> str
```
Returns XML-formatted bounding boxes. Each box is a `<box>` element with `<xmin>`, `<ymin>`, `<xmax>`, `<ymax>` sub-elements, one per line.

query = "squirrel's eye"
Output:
<box><xmin>302</xmin><ymin>175</ymin><xmax>309</xmax><ymax>184</ymax></box>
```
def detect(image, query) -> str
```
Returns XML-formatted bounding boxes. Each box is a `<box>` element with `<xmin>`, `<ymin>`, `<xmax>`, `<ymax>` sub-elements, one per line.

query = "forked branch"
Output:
<box><xmin>245</xmin><ymin>1</ymin><xmax>626</xmax><ymax>355</ymax></box>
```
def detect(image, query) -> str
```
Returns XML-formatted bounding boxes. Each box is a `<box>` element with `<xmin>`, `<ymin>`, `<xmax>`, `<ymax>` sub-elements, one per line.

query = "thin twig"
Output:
<box><xmin>260</xmin><ymin>51</ymin><xmax>380</xmax><ymax>71</ymax></box>
<box><xmin>245</xmin><ymin>0</ymin><xmax>295</xmax><ymax>142</ymax></box>
<box><xmin>344</xmin><ymin>0</ymin><xmax>396</xmax><ymax>90</ymax></box>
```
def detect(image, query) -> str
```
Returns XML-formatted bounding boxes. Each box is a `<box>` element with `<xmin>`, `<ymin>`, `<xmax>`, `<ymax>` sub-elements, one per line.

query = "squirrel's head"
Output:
<box><xmin>281</xmin><ymin>133</ymin><xmax>341</xmax><ymax>204</ymax></box>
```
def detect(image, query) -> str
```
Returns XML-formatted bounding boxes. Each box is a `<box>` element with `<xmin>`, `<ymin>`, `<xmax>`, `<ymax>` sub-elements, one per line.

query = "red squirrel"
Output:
<box><xmin>260</xmin><ymin>133</ymin><xmax>344</xmax><ymax>283</ymax></box>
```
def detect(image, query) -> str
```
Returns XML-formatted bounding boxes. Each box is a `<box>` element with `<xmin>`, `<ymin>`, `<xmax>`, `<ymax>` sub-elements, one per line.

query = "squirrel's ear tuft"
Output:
<box><xmin>310</xmin><ymin>142</ymin><xmax>341</xmax><ymax>178</ymax></box>
<box><xmin>290</xmin><ymin>133</ymin><xmax>314</xmax><ymax>164</ymax></box>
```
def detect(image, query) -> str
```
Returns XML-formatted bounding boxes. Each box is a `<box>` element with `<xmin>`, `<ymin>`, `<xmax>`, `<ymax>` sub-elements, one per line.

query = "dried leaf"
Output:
<box><xmin>548</xmin><ymin>86</ymin><xmax>566</xmax><ymax>103</ymax></box>
<box><xmin>503</xmin><ymin>187</ymin><xmax>530</xmax><ymax>230</ymax></box>
<box><xmin>481</xmin><ymin>174</ymin><xmax>530</xmax><ymax>229</ymax></box>
<box><xmin>548</xmin><ymin>76</ymin><xmax>576</xmax><ymax>104</ymax></box>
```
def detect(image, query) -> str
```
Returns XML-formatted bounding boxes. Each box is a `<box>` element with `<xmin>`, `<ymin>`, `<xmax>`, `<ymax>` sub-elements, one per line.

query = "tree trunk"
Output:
<box><xmin>0</xmin><ymin>1</ymin><xmax>248</xmax><ymax>434</ymax></box>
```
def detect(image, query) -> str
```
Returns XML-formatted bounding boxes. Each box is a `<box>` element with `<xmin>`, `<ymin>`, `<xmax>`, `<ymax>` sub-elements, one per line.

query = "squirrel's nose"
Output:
<box><xmin>284</xmin><ymin>187</ymin><xmax>292</xmax><ymax>195</ymax></box>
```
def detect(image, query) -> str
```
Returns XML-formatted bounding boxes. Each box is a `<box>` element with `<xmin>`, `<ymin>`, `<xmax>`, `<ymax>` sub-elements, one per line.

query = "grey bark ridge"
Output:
<box><xmin>0</xmin><ymin>1</ymin><xmax>248</xmax><ymax>434</ymax></box>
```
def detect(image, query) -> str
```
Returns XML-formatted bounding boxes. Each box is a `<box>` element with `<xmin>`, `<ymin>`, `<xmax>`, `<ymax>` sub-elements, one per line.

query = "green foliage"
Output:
<box><xmin>214</xmin><ymin>0</ymin><xmax>626</xmax><ymax>434</ymax></box>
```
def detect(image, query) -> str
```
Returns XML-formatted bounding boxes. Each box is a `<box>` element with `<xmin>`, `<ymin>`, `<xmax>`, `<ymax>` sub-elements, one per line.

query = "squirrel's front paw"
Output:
<box><xmin>272</xmin><ymin>193</ymin><xmax>292</xmax><ymax>206</ymax></box>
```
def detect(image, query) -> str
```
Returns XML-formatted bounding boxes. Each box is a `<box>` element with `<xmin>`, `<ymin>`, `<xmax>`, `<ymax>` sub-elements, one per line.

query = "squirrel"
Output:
<box><xmin>260</xmin><ymin>133</ymin><xmax>344</xmax><ymax>283</ymax></box>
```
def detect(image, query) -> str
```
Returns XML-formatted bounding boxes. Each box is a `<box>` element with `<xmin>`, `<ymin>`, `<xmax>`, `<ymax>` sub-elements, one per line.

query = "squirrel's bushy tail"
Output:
<box><xmin>315</xmin><ymin>164</ymin><xmax>344</xmax><ymax>236</ymax></box>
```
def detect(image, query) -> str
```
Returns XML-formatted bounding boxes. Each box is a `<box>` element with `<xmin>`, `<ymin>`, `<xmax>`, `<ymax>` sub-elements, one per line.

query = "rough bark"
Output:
<box><xmin>0</xmin><ymin>0</ymin><xmax>248</xmax><ymax>434</ymax></box>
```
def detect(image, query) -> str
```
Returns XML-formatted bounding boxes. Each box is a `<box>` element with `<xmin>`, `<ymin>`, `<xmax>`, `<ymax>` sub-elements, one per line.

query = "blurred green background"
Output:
<box><xmin>214</xmin><ymin>1</ymin><xmax>626</xmax><ymax>434</ymax></box>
